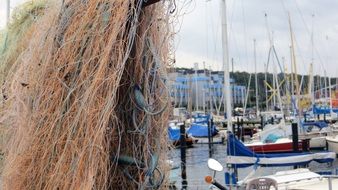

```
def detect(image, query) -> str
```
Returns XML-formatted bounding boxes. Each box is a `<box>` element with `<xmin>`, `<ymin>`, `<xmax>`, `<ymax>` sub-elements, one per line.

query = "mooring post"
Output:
<box><xmin>303</xmin><ymin>139</ymin><xmax>310</xmax><ymax>152</ymax></box>
<box><xmin>292</xmin><ymin>122</ymin><xmax>299</xmax><ymax>152</ymax></box>
<box><xmin>260</xmin><ymin>115</ymin><xmax>264</xmax><ymax>130</ymax></box>
<box><xmin>232</xmin><ymin>122</ymin><xmax>235</xmax><ymax>136</ymax></box>
<box><xmin>211</xmin><ymin>118</ymin><xmax>214</xmax><ymax>144</ymax></box>
<box><xmin>180</xmin><ymin>124</ymin><xmax>187</xmax><ymax>189</ymax></box>
<box><xmin>236</xmin><ymin>118</ymin><xmax>240</xmax><ymax>139</ymax></box>
<box><xmin>208</xmin><ymin>118</ymin><xmax>212</xmax><ymax>157</ymax></box>
<box><xmin>292</xmin><ymin>122</ymin><xmax>299</xmax><ymax>169</ymax></box>
<box><xmin>240</xmin><ymin>119</ymin><xmax>244</xmax><ymax>142</ymax></box>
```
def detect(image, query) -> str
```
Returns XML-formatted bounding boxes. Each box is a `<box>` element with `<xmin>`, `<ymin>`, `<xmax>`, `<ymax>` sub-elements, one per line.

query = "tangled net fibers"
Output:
<box><xmin>1</xmin><ymin>0</ymin><xmax>173</xmax><ymax>189</ymax></box>
<box><xmin>0</xmin><ymin>0</ymin><xmax>47</xmax><ymax>101</ymax></box>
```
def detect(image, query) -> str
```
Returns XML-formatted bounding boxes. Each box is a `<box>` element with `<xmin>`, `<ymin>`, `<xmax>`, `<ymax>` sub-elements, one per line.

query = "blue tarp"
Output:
<box><xmin>264</xmin><ymin>134</ymin><xmax>282</xmax><ymax>143</ymax></box>
<box><xmin>302</xmin><ymin>121</ymin><xmax>328</xmax><ymax>130</ymax></box>
<box><xmin>168</xmin><ymin>127</ymin><xmax>180</xmax><ymax>141</ymax></box>
<box><xmin>187</xmin><ymin>114</ymin><xmax>218</xmax><ymax>137</ymax></box>
<box><xmin>226</xmin><ymin>133</ymin><xmax>335</xmax><ymax>168</ymax></box>
<box><xmin>313</xmin><ymin>105</ymin><xmax>338</xmax><ymax>114</ymax></box>
<box><xmin>193</xmin><ymin>114</ymin><xmax>210</xmax><ymax>124</ymax></box>
<box><xmin>187</xmin><ymin>123</ymin><xmax>218</xmax><ymax>137</ymax></box>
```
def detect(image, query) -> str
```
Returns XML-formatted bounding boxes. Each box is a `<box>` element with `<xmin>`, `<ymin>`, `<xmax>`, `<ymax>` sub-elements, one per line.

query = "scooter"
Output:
<box><xmin>204</xmin><ymin>158</ymin><xmax>227</xmax><ymax>190</ymax></box>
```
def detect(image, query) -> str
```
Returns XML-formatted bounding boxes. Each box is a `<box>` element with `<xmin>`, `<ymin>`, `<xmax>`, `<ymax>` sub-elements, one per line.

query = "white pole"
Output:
<box><xmin>311</xmin><ymin>14</ymin><xmax>315</xmax><ymax>103</ymax></box>
<box><xmin>254</xmin><ymin>39</ymin><xmax>259</xmax><ymax>117</ymax></box>
<box><xmin>324</xmin><ymin>70</ymin><xmax>328</xmax><ymax>102</ymax></box>
<box><xmin>194</xmin><ymin>63</ymin><xmax>199</xmax><ymax>111</ymax></box>
<box><xmin>203</xmin><ymin>88</ymin><xmax>205</xmax><ymax>113</ymax></box>
<box><xmin>221</xmin><ymin>0</ymin><xmax>232</xmax><ymax>130</ymax></box>
<box><xmin>264</xmin><ymin>63</ymin><xmax>268</xmax><ymax>110</ymax></box>
<box><xmin>329</xmin><ymin>77</ymin><xmax>333</xmax><ymax>115</ymax></box>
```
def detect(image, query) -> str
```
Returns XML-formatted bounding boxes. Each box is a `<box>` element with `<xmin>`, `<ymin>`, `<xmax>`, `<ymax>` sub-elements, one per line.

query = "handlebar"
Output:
<box><xmin>212</xmin><ymin>180</ymin><xmax>227</xmax><ymax>190</ymax></box>
<box><xmin>205</xmin><ymin>176</ymin><xmax>227</xmax><ymax>190</ymax></box>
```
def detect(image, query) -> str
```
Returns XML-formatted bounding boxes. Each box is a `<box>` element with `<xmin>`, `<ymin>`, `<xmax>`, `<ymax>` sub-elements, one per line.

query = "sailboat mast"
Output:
<box><xmin>309</xmin><ymin>64</ymin><xmax>314</xmax><ymax>102</ymax></box>
<box><xmin>194</xmin><ymin>63</ymin><xmax>199</xmax><ymax>111</ymax></box>
<box><xmin>288</xmin><ymin>13</ymin><xmax>301</xmax><ymax>118</ymax></box>
<box><xmin>221</xmin><ymin>0</ymin><xmax>232</xmax><ymax>131</ymax></box>
<box><xmin>324</xmin><ymin>70</ymin><xmax>328</xmax><ymax>101</ymax></box>
<box><xmin>289</xmin><ymin>46</ymin><xmax>294</xmax><ymax>97</ymax></box>
<box><xmin>310</xmin><ymin>14</ymin><xmax>315</xmax><ymax>103</ymax></box>
<box><xmin>264</xmin><ymin>14</ymin><xmax>272</xmax><ymax>111</ymax></box>
<box><xmin>265</xmin><ymin>63</ymin><xmax>268</xmax><ymax>110</ymax></box>
<box><xmin>329</xmin><ymin>77</ymin><xmax>333</xmax><ymax>114</ymax></box>
<box><xmin>254</xmin><ymin>39</ymin><xmax>259</xmax><ymax>117</ymax></box>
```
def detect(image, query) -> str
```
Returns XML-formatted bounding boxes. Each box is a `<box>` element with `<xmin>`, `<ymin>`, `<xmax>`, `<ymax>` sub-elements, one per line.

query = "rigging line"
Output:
<box><xmin>205</xmin><ymin>0</ymin><xmax>209</xmax><ymax>65</ymax></box>
<box><xmin>324</xmin><ymin>35</ymin><xmax>331</xmax><ymax>75</ymax></box>
<box><xmin>228</xmin><ymin>0</ymin><xmax>243</xmax><ymax>68</ymax></box>
<box><xmin>293</xmin><ymin>39</ymin><xmax>307</xmax><ymax>91</ymax></box>
<box><xmin>240</xmin><ymin>0</ymin><xmax>250</xmax><ymax>71</ymax></box>
<box><xmin>243</xmin><ymin>73</ymin><xmax>252</xmax><ymax>115</ymax></box>
<box><xmin>271</xmin><ymin>46</ymin><xmax>285</xmax><ymax>78</ymax></box>
<box><xmin>171</xmin><ymin>0</ymin><xmax>195</xmax><ymax>55</ymax></box>
<box><xmin>264</xmin><ymin>13</ymin><xmax>273</xmax><ymax>47</ymax></box>
<box><xmin>293</xmin><ymin>0</ymin><xmax>327</xmax><ymax>74</ymax></box>
<box><xmin>223</xmin><ymin>10</ymin><xmax>240</xmax><ymax>73</ymax></box>
<box><xmin>228</xmin><ymin>0</ymin><xmax>237</xmax><ymax>34</ymax></box>
<box><xmin>279</xmin><ymin>0</ymin><xmax>325</xmax><ymax>76</ymax></box>
<box><xmin>287</xmin><ymin>13</ymin><xmax>310</xmax><ymax>93</ymax></box>
<box><xmin>209</xmin><ymin>0</ymin><xmax>220</xmax><ymax>70</ymax></box>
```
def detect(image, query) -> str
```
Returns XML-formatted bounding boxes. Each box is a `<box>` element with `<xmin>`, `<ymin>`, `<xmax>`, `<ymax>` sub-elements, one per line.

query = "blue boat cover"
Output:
<box><xmin>302</xmin><ymin>121</ymin><xmax>328</xmax><ymax>130</ymax></box>
<box><xmin>264</xmin><ymin>134</ymin><xmax>282</xmax><ymax>143</ymax></box>
<box><xmin>226</xmin><ymin>133</ymin><xmax>336</xmax><ymax>168</ymax></box>
<box><xmin>187</xmin><ymin>123</ymin><xmax>218</xmax><ymax>137</ymax></box>
<box><xmin>168</xmin><ymin>127</ymin><xmax>180</xmax><ymax>141</ymax></box>
<box><xmin>192</xmin><ymin>113</ymin><xmax>213</xmax><ymax>124</ymax></box>
<box><xmin>313</xmin><ymin>105</ymin><xmax>338</xmax><ymax>114</ymax></box>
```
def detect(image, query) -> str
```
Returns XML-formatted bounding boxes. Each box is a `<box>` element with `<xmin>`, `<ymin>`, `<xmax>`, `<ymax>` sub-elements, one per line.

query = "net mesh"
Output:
<box><xmin>1</xmin><ymin>0</ymin><xmax>173</xmax><ymax>189</ymax></box>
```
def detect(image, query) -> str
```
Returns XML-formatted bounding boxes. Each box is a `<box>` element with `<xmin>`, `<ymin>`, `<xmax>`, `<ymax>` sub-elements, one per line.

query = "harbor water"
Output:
<box><xmin>169</xmin><ymin>143</ymin><xmax>338</xmax><ymax>189</ymax></box>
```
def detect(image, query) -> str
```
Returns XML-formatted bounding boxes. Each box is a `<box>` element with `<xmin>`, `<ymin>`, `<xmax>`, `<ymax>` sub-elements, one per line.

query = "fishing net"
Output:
<box><xmin>1</xmin><ymin>0</ymin><xmax>174</xmax><ymax>189</ymax></box>
<box><xmin>0</xmin><ymin>0</ymin><xmax>47</xmax><ymax>102</ymax></box>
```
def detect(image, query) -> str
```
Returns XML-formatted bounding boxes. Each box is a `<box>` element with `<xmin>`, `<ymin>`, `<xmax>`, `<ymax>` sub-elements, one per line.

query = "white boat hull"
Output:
<box><xmin>326</xmin><ymin>135</ymin><xmax>338</xmax><ymax>154</ymax></box>
<box><xmin>245</xmin><ymin>169</ymin><xmax>338</xmax><ymax>190</ymax></box>
<box><xmin>309</xmin><ymin>136</ymin><xmax>327</xmax><ymax>149</ymax></box>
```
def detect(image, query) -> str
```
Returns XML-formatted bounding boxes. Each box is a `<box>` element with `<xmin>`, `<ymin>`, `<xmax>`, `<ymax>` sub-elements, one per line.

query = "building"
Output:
<box><xmin>168</xmin><ymin>68</ymin><xmax>246</xmax><ymax>112</ymax></box>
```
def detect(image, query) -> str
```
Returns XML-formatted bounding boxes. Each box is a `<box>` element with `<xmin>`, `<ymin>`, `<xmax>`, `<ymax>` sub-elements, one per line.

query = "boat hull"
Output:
<box><xmin>326</xmin><ymin>136</ymin><xmax>338</xmax><ymax>154</ymax></box>
<box><xmin>246</xmin><ymin>141</ymin><xmax>306</xmax><ymax>153</ymax></box>
<box><xmin>309</xmin><ymin>136</ymin><xmax>327</xmax><ymax>149</ymax></box>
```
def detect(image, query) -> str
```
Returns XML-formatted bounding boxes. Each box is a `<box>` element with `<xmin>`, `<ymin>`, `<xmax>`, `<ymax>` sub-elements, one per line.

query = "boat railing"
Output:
<box><xmin>322</xmin><ymin>175</ymin><xmax>338</xmax><ymax>190</ymax></box>
<box><xmin>275</xmin><ymin>175</ymin><xmax>338</xmax><ymax>190</ymax></box>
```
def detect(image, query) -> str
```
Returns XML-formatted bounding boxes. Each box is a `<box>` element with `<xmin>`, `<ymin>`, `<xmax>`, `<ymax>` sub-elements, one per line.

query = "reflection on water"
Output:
<box><xmin>169</xmin><ymin>143</ymin><xmax>338</xmax><ymax>189</ymax></box>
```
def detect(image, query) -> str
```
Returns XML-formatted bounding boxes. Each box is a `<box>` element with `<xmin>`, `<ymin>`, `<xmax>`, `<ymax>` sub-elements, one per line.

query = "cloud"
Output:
<box><xmin>175</xmin><ymin>0</ymin><xmax>338</xmax><ymax>77</ymax></box>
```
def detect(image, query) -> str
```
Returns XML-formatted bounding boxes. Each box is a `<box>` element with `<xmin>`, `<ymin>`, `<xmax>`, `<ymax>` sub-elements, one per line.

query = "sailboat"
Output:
<box><xmin>324</xmin><ymin>81</ymin><xmax>338</xmax><ymax>154</ymax></box>
<box><xmin>225</xmin><ymin>133</ymin><xmax>338</xmax><ymax>189</ymax></box>
<box><xmin>216</xmin><ymin>1</ymin><xmax>338</xmax><ymax>189</ymax></box>
<box><xmin>243</xmin><ymin>13</ymin><xmax>338</xmax><ymax>152</ymax></box>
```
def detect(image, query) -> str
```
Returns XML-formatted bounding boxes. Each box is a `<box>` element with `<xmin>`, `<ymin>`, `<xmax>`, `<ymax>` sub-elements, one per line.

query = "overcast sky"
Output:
<box><xmin>1</xmin><ymin>0</ymin><xmax>338</xmax><ymax>77</ymax></box>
